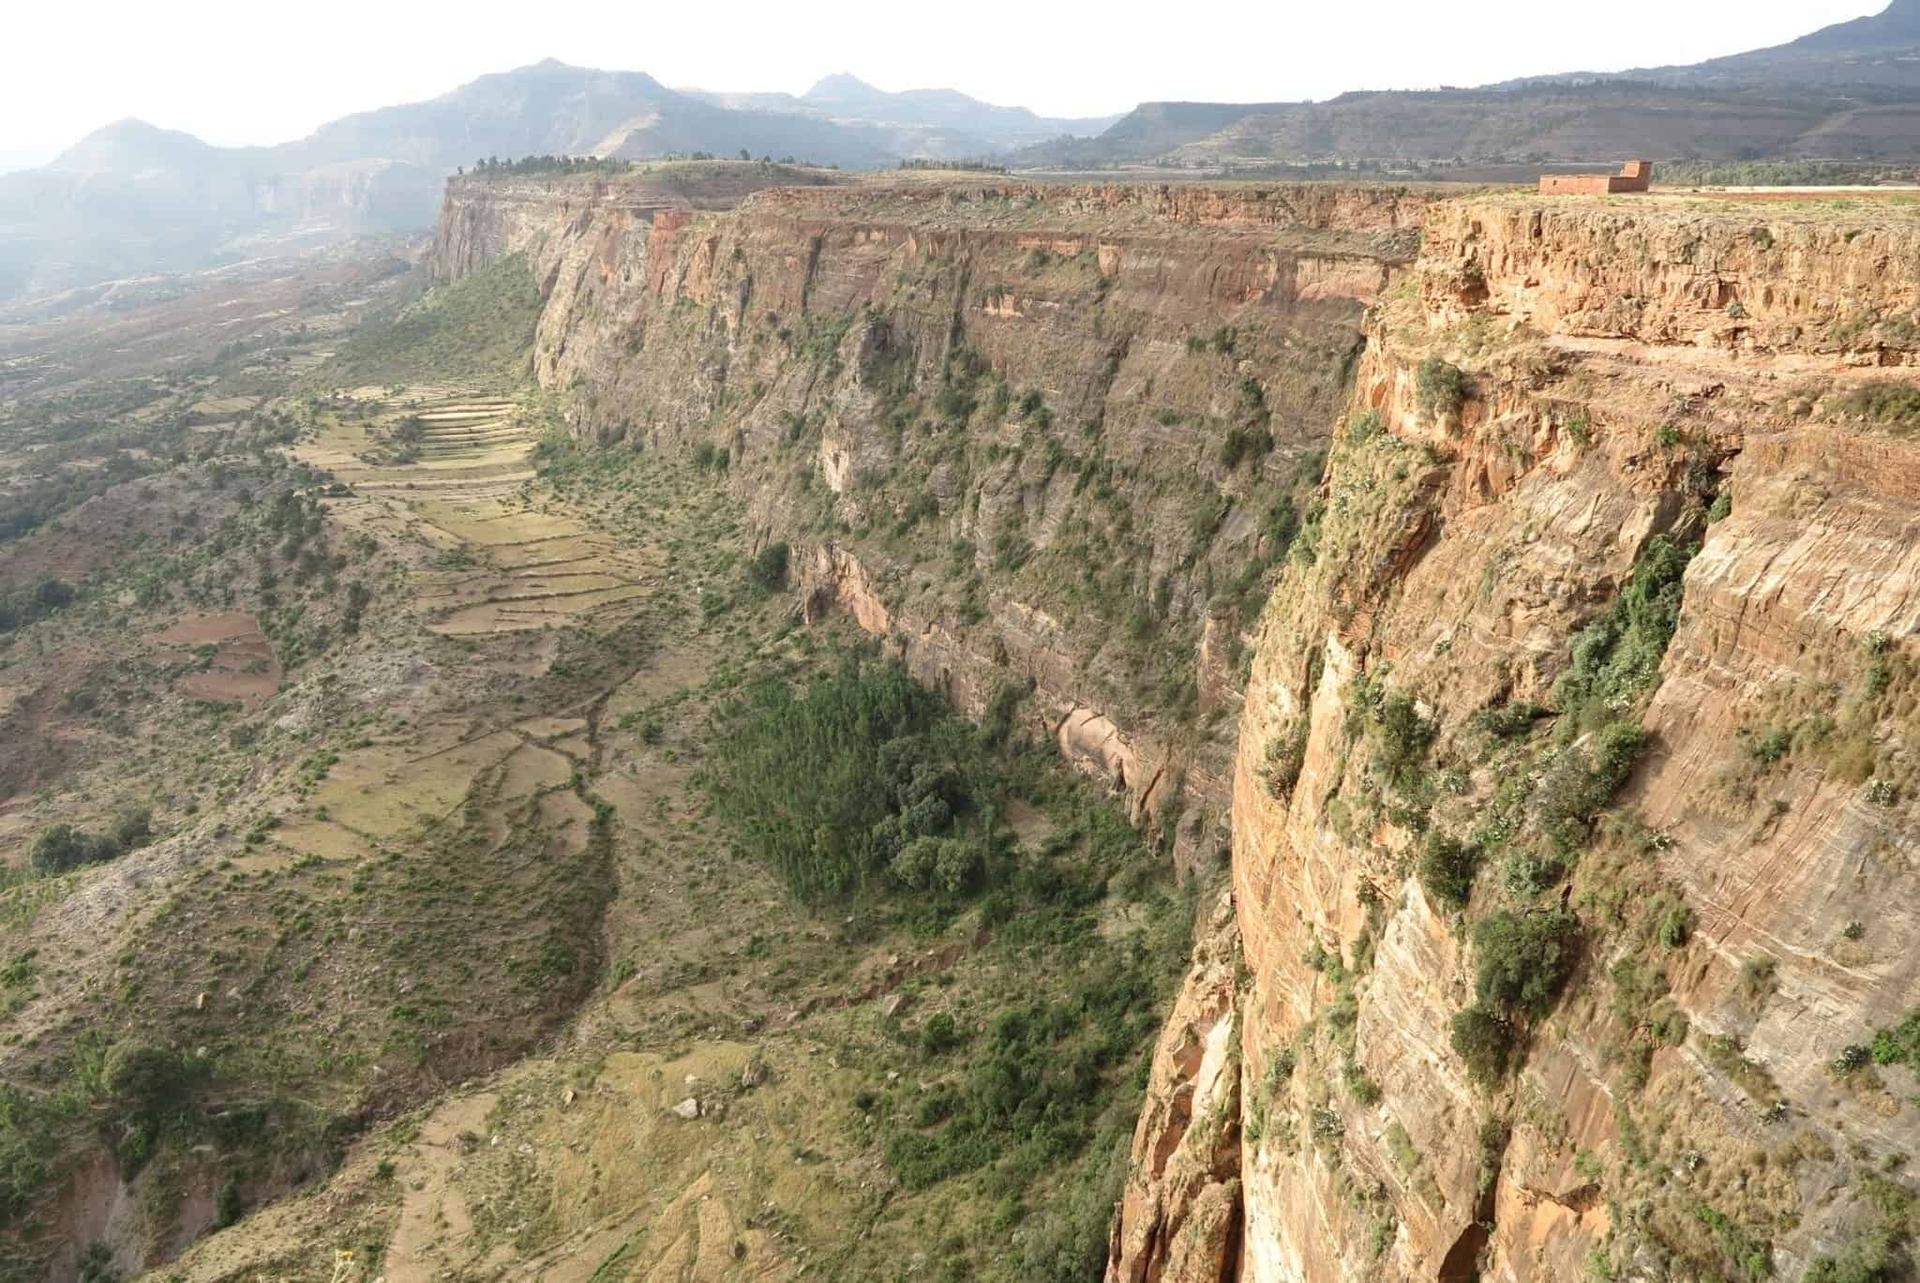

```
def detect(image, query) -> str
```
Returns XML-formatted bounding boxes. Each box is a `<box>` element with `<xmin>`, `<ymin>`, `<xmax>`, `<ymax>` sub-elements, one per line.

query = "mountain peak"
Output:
<box><xmin>48</xmin><ymin>118</ymin><xmax>215</xmax><ymax>174</ymax></box>
<box><xmin>804</xmin><ymin>73</ymin><xmax>883</xmax><ymax>104</ymax></box>
<box><xmin>1777</xmin><ymin>0</ymin><xmax>1920</xmax><ymax>53</ymax></box>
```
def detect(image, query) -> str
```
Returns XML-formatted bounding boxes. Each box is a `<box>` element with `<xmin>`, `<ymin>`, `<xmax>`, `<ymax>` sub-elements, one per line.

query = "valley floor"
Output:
<box><xmin>0</xmin><ymin>251</ymin><xmax>1187</xmax><ymax>1283</ymax></box>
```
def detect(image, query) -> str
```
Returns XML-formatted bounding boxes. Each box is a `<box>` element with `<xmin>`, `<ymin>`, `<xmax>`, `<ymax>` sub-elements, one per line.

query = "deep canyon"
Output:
<box><xmin>426</xmin><ymin>170</ymin><xmax>1920</xmax><ymax>1281</ymax></box>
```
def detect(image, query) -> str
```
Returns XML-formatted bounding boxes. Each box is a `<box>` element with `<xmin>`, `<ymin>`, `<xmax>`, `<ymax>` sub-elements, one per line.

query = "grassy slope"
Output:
<box><xmin>314</xmin><ymin>255</ymin><xmax>542</xmax><ymax>393</ymax></box>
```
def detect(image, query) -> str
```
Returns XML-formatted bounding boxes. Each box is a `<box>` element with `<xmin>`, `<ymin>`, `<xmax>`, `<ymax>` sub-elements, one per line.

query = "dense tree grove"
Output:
<box><xmin>702</xmin><ymin>658</ymin><xmax>995</xmax><ymax>902</ymax></box>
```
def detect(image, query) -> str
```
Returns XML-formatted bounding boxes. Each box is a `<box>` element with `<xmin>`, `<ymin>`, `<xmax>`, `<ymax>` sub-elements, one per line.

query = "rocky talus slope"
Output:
<box><xmin>437</xmin><ymin>177</ymin><xmax>1920</xmax><ymax>1281</ymax></box>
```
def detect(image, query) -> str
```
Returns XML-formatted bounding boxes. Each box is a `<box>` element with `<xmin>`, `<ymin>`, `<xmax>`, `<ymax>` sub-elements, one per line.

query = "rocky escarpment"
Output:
<box><xmin>433</xmin><ymin>172</ymin><xmax>1426</xmax><ymax>867</ymax></box>
<box><xmin>436</xmin><ymin>174</ymin><xmax>1920</xmax><ymax>1282</ymax></box>
<box><xmin>1233</xmin><ymin>194</ymin><xmax>1920</xmax><ymax>1282</ymax></box>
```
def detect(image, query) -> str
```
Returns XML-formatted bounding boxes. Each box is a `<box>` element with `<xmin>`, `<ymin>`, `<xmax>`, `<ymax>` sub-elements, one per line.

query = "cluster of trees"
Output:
<box><xmin>1657</xmin><ymin>160</ymin><xmax>1920</xmax><ymax>187</ymax></box>
<box><xmin>0</xmin><ymin>577</ymin><xmax>75</xmax><ymax>635</ymax></box>
<box><xmin>897</xmin><ymin>158</ymin><xmax>1009</xmax><ymax>173</ymax></box>
<box><xmin>699</xmin><ymin>648</ymin><xmax>1182</xmax><ymax>1281</ymax></box>
<box><xmin>29</xmin><ymin>810</ymin><xmax>153</xmax><ymax>875</ymax></box>
<box><xmin>701</xmin><ymin>658</ymin><xmax>996</xmax><ymax>901</ymax></box>
<box><xmin>464</xmin><ymin>155</ymin><xmax>635</xmax><ymax>177</ymax></box>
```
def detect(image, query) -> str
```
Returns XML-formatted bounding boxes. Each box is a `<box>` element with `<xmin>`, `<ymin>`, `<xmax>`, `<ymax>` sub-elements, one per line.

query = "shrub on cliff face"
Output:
<box><xmin>1374</xmin><ymin>692</ymin><xmax>1438</xmax><ymax>779</ymax></box>
<box><xmin>1838</xmin><ymin>380</ymin><xmax>1920</xmax><ymax>436</ymax></box>
<box><xmin>1472</xmin><ymin>909</ymin><xmax>1580</xmax><ymax>1021</ymax></box>
<box><xmin>1532</xmin><ymin>722</ymin><xmax>1648</xmax><ymax>853</ymax></box>
<box><xmin>1556</xmin><ymin>534</ymin><xmax>1695</xmax><ymax>732</ymax></box>
<box><xmin>1420</xmin><ymin>832</ymin><xmax>1482</xmax><ymax>911</ymax></box>
<box><xmin>1219</xmin><ymin>424</ymin><xmax>1274</xmax><ymax>469</ymax></box>
<box><xmin>1805</xmin><ymin>1226</ymin><xmax>1905</xmax><ymax>1283</ymax></box>
<box><xmin>749</xmin><ymin>542</ymin><xmax>790</xmax><ymax>592</ymax></box>
<box><xmin>1450</xmin><ymin>1007</ymin><xmax>1518</xmax><ymax>1086</ymax></box>
<box><xmin>1868</xmin><ymin>1008</ymin><xmax>1920</xmax><ymax>1068</ymax></box>
<box><xmin>1264</xmin><ymin>718</ymin><xmax>1311</xmax><ymax>801</ymax></box>
<box><xmin>1416</xmin><ymin>357</ymin><xmax>1467</xmax><ymax>423</ymax></box>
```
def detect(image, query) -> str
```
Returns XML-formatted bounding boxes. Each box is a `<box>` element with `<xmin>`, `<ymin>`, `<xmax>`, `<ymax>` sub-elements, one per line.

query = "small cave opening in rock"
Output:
<box><xmin>1437</xmin><ymin>1219</ymin><xmax>1491</xmax><ymax>1283</ymax></box>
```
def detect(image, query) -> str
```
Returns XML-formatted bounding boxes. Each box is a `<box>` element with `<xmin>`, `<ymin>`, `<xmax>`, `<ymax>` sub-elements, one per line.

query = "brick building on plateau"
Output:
<box><xmin>1539</xmin><ymin>160</ymin><xmax>1654</xmax><ymax>195</ymax></box>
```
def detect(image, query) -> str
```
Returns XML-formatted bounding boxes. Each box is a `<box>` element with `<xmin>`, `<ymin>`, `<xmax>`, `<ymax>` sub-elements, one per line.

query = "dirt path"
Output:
<box><xmin>381</xmin><ymin>1091</ymin><xmax>499</xmax><ymax>1283</ymax></box>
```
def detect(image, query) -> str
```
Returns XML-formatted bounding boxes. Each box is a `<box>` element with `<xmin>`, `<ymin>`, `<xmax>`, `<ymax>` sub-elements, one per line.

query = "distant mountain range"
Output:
<box><xmin>6</xmin><ymin>3</ymin><xmax>1920</xmax><ymax>302</ymax></box>
<box><xmin>684</xmin><ymin>72</ymin><xmax>1119</xmax><ymax>153</ymax></box>
<box><xmin>1026</xmin><ymin>0</ymin><xmax>1920</xmax><ymax>168</ymax></box>
<box><xmin>0</xmin><ymin>62</ymin><xmax>1109</xmax><ymax>302</ymax></box>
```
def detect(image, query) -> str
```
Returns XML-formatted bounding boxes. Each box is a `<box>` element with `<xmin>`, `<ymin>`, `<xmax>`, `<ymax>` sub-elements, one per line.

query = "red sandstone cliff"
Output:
<box><xmin>434</xmin><ymin>175</ymin><xmax>1920</xmax><ymax>1282</ymax></box>
<box><xmin>1234</xmin><ymin>193</ymin><xmax>1920</xmax><ymax>1281</ymax></box>
<box><xmin>432</xmin><ymin>174</ymin><xmax>1425</xmax><ymax>871</ymax></box>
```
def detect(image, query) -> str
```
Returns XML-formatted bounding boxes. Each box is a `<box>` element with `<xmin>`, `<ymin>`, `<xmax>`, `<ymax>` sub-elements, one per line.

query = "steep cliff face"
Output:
<box><xmin>434</xmin><ymin>176</ymin><xmax>1920</xmax><ymax>1282</ymax></box>
<box><xmin>1235</xmin><ymin>194</ymin><xmax>1920</xmax><ymax>1282</ymax></box>
<box><xmin>433</xmin><ymin>173</ymin><xmax>1425</xmax><ymax>866</ymax></box>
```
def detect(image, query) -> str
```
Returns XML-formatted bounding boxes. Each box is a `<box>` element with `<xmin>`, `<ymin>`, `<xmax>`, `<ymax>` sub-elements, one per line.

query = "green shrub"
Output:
<box><xmin>1749</xmin><ymin>725</ymin><xmax>1792</xmax><ymax>764</ymax></box>
<box><xmin>936</xmin><ymin>348</ymin><xmax>991</xmax><ymax>424</ymax></box>
<box><xmin>1375</xmin><ymin>693</ymin><xmax>1438</xmax><ymax>775</ymax></box>
<box><xmin>1472</xmin><ymin>910</ymin><xmax>1580</xmax><ymax>1020</ymax></box>
<box><xmin>920</xmin><ymin>1012</ymin><xmax>963</xmax><ymax>1056</ymax></box>
<box><xmin>102</xmin><ymin>1039</ymin><xmax>205</xmax><ymax>1168</ymax></box>
<box><xmin>1416</xmin><ymin>358</ymin><xmax>1467</xmax><ymax>423</ymax></box>
<box><xmin>1264</xmin><ymin>718</ymin><xmax>1311</xmax><ymax>801</ymax></box>
<box><xmin>750</xmin><ymin>542</ymin><xmax>791</xmax><ymax>592</ymax></box>
<box><xmin>1691</xmin><ymin>1203</ymin><xmax>1773</xmax><ymax>1283</ymax></box>
<box><xmin>1451</xmin><ymin>1007</ymin><xmax>1518</xmax><ymax>1086</ymax></box>
<box><xmin>0</xmin><ymin>576</ymin><xmax>77</xmax><ymax>634</ymax></box>
<box><xmin>1869</xmin><ymin>1008</ymin><xmax>1920</xmax><ymax>1067</ymax></box>
<box><xmin>1420</xmin><ymin>833</ymin><xmax>1482</xmax><ymax>911</ymax></box>
<box><xmin>1529</xmin><ymin>722</ymin><xmax>1648</xmax><ymax>853</ymax></box>
<box><xmin>891</xmin><ymin>835</ymin><xmax>986</xmax><ymax>895</ymax></box>
<box><xmin>1219</xmin><ymin>424</ymin><xmax>1274</xmax><ymax>469</ymax></box>
<box><xmin>1805</xmin><ymin>1225</ymin><xmax>1905</xmax><ymax>1283</ymax></box>
<box><xmin>1474</xmin><ymin>699</ymin><xmax>1549</xmax><ymax>739</ymax></box>
<box><xmin>214</xmin><ymin>1176</ymin><xmax>243</xmax><ymax>1228</ymax></box>
<box><xmin>0</xmin><ymin>1086</ymin><xmax>57</xmax><ymax>1221</ymax></box>
<box><xmin>28</xmin><ymin>810</ymin><xmax>153</xmax><ymax>876</ymax></box>
<box><xmin>1838</xmin><ymin>381</ymin><xmax>1920</xmax><ymax>435</ymax></box>
<box><xmin>1557</xmin><ymin>535</ymin><xmax>1696</xmax><ymax>732</ymax></box>
<box><xmin>1657</xmin><ymin>903</ymin><xmax>1695</xmax><ymax>949</ymax></box>
<box><xmin>77</xmin><ymin>1244</ymin><xmax>120</xmax><ymax>1283</ymax></box>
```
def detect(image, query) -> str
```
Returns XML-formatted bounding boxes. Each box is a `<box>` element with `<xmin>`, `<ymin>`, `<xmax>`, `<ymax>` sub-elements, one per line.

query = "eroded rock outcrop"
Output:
<box><xmin>1108</xmin><ymin>889</ymin><xmax>1244</xmax><ymax>1283</ymax></box>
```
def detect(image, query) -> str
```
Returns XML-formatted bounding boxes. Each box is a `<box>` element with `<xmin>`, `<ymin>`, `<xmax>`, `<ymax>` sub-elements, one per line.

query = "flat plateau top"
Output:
<box><xmin>1478</xmin><ymin>186</ymin><xmax>1920</xmax><ymax>228</ymax></box>
<box><xmin>1660</xmin><ymin>185</ymin><xmax>1920</xmax><ymax>204</ymax></box>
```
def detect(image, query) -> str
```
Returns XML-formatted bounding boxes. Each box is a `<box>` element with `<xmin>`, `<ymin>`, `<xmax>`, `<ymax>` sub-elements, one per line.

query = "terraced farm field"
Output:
<box><xmin>297</xmin><ymin>391</ymin><xmax>657</xmax><ymax>636</ymax></box>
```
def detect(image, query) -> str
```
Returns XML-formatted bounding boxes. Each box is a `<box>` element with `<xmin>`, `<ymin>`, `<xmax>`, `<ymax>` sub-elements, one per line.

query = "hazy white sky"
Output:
<box><xmin>0</xmin><ymin>0</ymin><xmax>1886</xmax><ymax>164</ymax></box>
